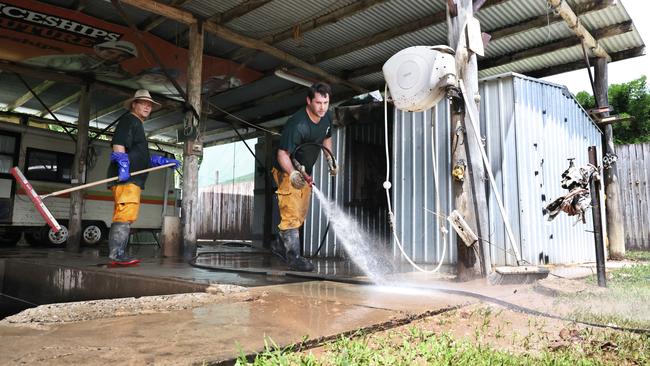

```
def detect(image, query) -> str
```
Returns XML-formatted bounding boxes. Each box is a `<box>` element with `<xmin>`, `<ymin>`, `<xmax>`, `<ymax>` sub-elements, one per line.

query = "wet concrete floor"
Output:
<box><xmin>0</xmin><ymin>244</ymin><xmax>544</xmax><ymax>365</ymax></box>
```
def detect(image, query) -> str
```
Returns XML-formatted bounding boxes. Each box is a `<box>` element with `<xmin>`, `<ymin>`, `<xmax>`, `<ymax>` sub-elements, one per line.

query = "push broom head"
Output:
<box><xmin>10</xmin><ymin>167</ymin><xmax>61</xmax><ymax>233</ymax></box>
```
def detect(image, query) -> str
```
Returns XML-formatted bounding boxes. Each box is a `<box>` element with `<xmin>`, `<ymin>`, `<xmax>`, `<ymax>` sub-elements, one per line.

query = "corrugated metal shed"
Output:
<box><xmin>306</xmin><ymin>73</ymin><xmax>604</xmax><ymax>266</ymax></box>
<box><xmin>0</xmin><ymin>0</ymin><xmax>643</xmax><ymax>145</ymax></box>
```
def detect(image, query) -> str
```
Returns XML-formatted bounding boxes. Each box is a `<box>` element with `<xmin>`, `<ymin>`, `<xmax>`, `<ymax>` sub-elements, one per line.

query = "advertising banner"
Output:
<box><xmin>0</xmin><ymin>0</ymin><xmax>262</xmax><ymax>97</ymax></box>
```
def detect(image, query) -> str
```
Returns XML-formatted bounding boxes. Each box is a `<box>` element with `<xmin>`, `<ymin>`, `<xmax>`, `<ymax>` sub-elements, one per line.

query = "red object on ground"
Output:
<box><xmin>10</xmin><ymin>167</ymin><xmax>61</xmax><ymax>233</ymax></box>
<box><xmin>109</xmin><ymin>259</ymin><xmax>141</xmax><ymax>266</ymax></box>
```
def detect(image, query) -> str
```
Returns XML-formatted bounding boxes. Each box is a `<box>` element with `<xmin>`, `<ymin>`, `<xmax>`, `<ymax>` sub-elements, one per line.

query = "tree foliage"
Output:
<box><xmin>575</xmin><ymin>76</ymin><xmax>650</xmax><ymax>144</ymax></box>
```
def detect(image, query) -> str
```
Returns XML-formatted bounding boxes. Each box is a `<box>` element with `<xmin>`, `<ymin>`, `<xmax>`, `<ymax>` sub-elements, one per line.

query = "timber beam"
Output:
<box><xmin>39</xmin><ymin>91</ymin><xmax>81</xmax><ymax>117</ymax></box>
<box><xmin>526</xmin><ymin>46</ymin><xmax>645</xmax><ymax>79</ymax></box>
<box><xmin>547</xmin><ymin>0</ymin><xmax>611</xmax><ymax>60</ymax></box>
<box><xmin>5</xmin><ymin>80</ymin><xmax>56</xmax><ymax>112</ymax></box>
<box><xmin>117</xmin><ymin>0</ymin><xmax>366</xmax><ymax>93</ymax></box>
<box><xmin>479</xmin><ymin>21</ymin><xmax>632</xmax><ymax>70</ymax></box>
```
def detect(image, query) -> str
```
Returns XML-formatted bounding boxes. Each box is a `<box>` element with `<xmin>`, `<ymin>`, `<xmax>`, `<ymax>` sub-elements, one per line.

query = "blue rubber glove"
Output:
<box><xmin>150</xmin><ymin>154</ymin><xmax>181</xmax><ymax>169</ymax></box>
<box><xmin>110</xmin><ymin>152</ymin><xmax>130</xmax><ymax>182</ymax></box>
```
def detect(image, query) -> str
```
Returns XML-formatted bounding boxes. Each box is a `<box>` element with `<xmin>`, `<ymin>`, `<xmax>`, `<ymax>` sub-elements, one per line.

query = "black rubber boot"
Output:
<box><xmin>279</xmin><ymin>229</ymin><xmax>314</xmax><ymax>272</ymax></box>
<box><xmin>108</xmin><ymin>222</ymin><xmax>139</xmax><ymax>264</ymax></box>
<box><xmin>270</xmin><ymin>236</ymin><xmax>287</xmax><ymax>262</ymax></box>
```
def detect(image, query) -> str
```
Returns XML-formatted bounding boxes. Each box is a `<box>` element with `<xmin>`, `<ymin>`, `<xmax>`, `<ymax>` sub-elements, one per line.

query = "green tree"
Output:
<box><xmin>575</xmin><ymin>76</ymin><xmax>650</xmax><ymax>144</ymax></box>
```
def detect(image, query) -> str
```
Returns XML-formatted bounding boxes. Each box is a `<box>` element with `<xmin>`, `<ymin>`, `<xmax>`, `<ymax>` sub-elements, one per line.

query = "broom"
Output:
<box><xmin>10</xmin><ymin>163</ymin><xmax>175</xmax><ymax>233</ymax></box>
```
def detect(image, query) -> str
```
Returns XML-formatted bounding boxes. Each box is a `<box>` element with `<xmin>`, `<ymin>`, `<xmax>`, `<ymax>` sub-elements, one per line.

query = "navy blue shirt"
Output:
<box><xmin>275</xmin><ymin>107</ymin><xmax>332</xmax><ymax>175</ymax></box>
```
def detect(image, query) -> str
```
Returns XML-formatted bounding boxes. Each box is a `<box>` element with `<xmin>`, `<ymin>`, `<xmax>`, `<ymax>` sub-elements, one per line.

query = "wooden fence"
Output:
<box><xmin>198</xmin><ymin>181</ymin><xmax>254</xmax><ymax>240</ymax></box>
<box><xmin>616</xmin><ymin>142</ymin><xmax>650</xmax><ymax>250</ymax></box>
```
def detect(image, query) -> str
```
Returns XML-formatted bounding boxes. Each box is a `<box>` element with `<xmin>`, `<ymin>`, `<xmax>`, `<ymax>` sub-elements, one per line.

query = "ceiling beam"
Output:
<box><xmin>487</xmin><ymin>0</ymin><xmax>616</xmax><ymax>40</ymax></box>
<box><xmin>174</xmin><ymin>0</ymin><xmax>272</xmax><ymax>48</ymax></box>
<box><xmin>5</xmin><ymin>80</ymin><xmax>56</xmax><ymax>111</ymax></box>
<box><xmin>547</xmin><ymin>0</ymin><xmax>610</xmax><ymax>59</ymax></box>
<box><xmin>263</xmin><ymin>0</ymin><xmax>388</xmax><ymax>45</ymax></box>
<box><xmin>39</xmin><ymin>91</ymin><xmax>81</xmax><ymax>117</ymax></box>
<box><xmin>526</xmin><ymin>46</ymin><xmax>645</xmax><ymax>80</ymax></box>
<box><xmin>118</xmin><ymin>0</ymin><xmax>366</xmax><ymax>93</ymax></box>
<box><xmin>310</xmin><ymin>0</ymin><xmax>514</xmax><ymax>63</ymax></box>
<box><xmin>88</xmin><ymin>100</ymin><xmax>127</xmax><ymax>123</ymax></box>
<box><xmin>138</xmin><ymin>0</ymin><xmax>194</xmax><ymax>32</ymax></box>
<box><xmin>344</xmin><ymin>0</ymin><xmax>618</xmax><ymax>79</ymax></box>
<box><xmin>479</xmin><ymin>21</ymin><xmax>632</xmax><ymax>70</ymax></box>
<box><xmin>210</xmin><ymin>85</ymin><xmax>304</xmax><ymax>121</ymax></box>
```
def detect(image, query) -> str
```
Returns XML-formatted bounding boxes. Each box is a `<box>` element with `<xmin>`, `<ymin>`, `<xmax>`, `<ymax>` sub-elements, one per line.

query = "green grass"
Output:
<box><xmin>563</xmin><ymin>263</ymin><xmax>650</xmax><ymax>330</ymax></box>
<box><xmin>237</xmin><ymin>326</ymin><xmax>649</xmax><ymax>366</ymax></box>
<box><xmin>626</xmin><ymin>250</ymin><xmax>650</xmax><ymax>262</ymax></box>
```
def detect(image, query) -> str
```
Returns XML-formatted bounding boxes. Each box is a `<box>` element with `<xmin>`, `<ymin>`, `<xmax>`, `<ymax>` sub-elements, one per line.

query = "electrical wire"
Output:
<box><xmin>208</xmin><ymin>101</ymin><xmax>280</xmax><ymax>136</ymax></box>
<box><xmin>383</xmin><ymin>84</ymin><xmax>449</xmax><ymax>273</ymax></box>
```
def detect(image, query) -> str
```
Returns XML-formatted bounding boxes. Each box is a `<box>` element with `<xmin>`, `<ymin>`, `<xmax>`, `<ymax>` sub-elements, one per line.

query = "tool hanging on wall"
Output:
<box><xmin>10</xmin><ymin>163</ymin><xmax>175</xmax><ymax>233</ymax></box>
<box><xmin>544</xmin><ymin>159</ymin><xmax>599</xmax><ymax>224</ymax></box>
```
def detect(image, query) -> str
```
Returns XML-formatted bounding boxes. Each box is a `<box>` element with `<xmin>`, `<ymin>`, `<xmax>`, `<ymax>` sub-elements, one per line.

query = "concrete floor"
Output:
<box><xmin>0</xmin><ymin>243</ymin><xmax>632</xmax><ymax>365</ymax></box>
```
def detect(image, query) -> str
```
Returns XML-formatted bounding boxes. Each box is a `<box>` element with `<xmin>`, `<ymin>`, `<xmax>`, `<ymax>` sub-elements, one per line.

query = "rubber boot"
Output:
<box><xmin>270</xmin><ymin>236</ymin><xmax>287</xmax><ymax>262</ymax></box>
<box><xmin>279</xmin><ymin>229</ymin><xmax>314</xmax><ymax>272</ymax></box>
<box><xmin>107</xmin><ymin>222</ymin><xmax>138</xmax><ymax>264</ymax></box>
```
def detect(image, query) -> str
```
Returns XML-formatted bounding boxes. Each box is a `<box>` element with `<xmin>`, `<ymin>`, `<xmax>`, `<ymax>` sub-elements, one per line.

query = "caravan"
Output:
<box><xmin>0</xmin><ymin>119</ymin><xmax>177</xmax><ymax>247</ymax></box>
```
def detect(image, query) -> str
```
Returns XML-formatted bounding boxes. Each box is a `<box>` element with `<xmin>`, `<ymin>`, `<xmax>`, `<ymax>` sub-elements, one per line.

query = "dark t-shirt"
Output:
<box><xmin>107</xmin><ymin>113</ymin><xmax>150</xmax><ymax>189</ymax></box>
<box><xmin>274</xmin><ymin>107</ymin><xmax>332</xmax><ymax>175</ymax></box>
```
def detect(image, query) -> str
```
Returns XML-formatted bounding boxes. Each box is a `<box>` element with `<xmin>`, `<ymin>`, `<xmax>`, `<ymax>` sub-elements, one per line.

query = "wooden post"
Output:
<box><xmin>181</xmin><ymin>22</ymin><xmax>204</xmax><ymax>258</ymax></box>
<box><xmin>594</xmin><ymin>57</ymin><xmax>625</xmax><ymax>259</ymax></box>
<box><xmin>67</xmin><ymin>83</ymin><xmax>91</xmax><ymax>252</ymax></box>
<box><xmin>448</xmin><ymin>0</ymin><xmax>492</xmax><ymax>280</ymax></box>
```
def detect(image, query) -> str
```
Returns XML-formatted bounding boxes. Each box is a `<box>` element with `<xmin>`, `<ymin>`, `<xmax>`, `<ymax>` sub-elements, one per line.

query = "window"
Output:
<box><xmin>25</xmin><ymin>148</ymin><xmax>74</xmax><ymax>183</ymax></box>
<box><xmin>0</xmin><ymin>133</ymin><xmax>17</xmax><ymax>174</ymax></box>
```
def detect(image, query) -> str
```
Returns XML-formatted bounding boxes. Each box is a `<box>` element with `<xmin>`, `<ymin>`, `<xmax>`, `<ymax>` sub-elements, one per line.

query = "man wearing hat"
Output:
<box><xmin>107</xmin><ymin>89</ymin><xmax>180</xmax><ymax>265</ymax></box>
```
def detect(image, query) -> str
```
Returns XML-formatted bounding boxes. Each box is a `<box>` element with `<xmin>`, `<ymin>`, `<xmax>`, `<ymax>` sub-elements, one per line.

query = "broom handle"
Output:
<box><xmin>40</xmin><ymin>163</ymin><xmax>176</xmax><ymax>199</ymax></box>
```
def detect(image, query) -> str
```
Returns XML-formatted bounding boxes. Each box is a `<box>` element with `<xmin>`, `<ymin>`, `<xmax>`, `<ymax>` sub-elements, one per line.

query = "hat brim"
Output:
<box><xmin>123</xmin><ymin>97</ymin><xmax>162</xmax><ymax>111</ymax></box>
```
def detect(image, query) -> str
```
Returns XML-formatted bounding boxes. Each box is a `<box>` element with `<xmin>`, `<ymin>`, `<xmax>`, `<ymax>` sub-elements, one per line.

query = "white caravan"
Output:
<box><xmin>0</xmin><ymin>119</ymin><xmax>178</xmax><ymax>246</ymax></box>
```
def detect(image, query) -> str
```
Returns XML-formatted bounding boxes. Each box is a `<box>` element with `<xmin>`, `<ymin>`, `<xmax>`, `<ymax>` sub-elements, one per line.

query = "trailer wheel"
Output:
<box><xmin>44</xmin><ymin>224</ymin><xmax>68</xmax><ymax>247</ymax></box>
<box><xmin>82</xmin><ymin>222</ymin><xmax>106</xmax><ymax>246</ymax></box>
<box><xmin>0</xmin><ymin>228</ymin><xmax>21</xmax><ymax>246</ymax></box>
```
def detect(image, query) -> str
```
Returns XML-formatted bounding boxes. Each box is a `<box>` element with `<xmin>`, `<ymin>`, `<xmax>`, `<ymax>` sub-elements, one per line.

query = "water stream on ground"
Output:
<box><xmin>312</xmin><ymin>187</ymin><xmax>393</xmax><ymax>284</ymax></box>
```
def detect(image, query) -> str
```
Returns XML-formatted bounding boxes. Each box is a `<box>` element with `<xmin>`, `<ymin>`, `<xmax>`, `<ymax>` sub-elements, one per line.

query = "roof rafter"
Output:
<box><xmin>5</xmin><ymin>80</ymin><xmax>56</xmax><ymax>112</ymax></box>
<box><xmin>344</xmin><ymin>0</ymin><xmax>618</xmax><ymax>79</ymax></box>
<box><xmin>527</xmin><ymin>46</ymin><xmax>645</xmax><ymax>79</ymax></box>
<box><xmin>479</xmin><ymin>21</ymin><xmax>632</xmax><ymax>70</ymax></box>
<box><xmin>39</xmin><ymin>91</ymin><xmax>81</xmax><ymax>117</ymax></box>
<box><xmin>138</xmin><ymin>0</ymin><xmax>194</xmax><ymax>32</ymax></box>
<box><xmin>548</xmin><ymin>0</ymin><xmax>610</xmax><ymax>60</ymax></box>
<box><xmin>118</xmin><ymin>0</ymin><xmax>366</xmax><ymax>93</ymax></box>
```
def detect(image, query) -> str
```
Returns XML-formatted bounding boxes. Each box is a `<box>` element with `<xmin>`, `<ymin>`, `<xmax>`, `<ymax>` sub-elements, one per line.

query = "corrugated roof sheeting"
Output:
<box><xmin>317</xmin><ymin>25</ymin><xmax>447</xmax><ymax>73</ymax></box>
<box><xmin>226</xmin><ymin>0</ymin><xmax>358</xmax><ymax>38</ymax></box>
<box><xmin>483</xmin><ymin>22</ymin><xmax>570</xmax><ymax>58</ymax></box>
<box><xmin>476</xmin><ymin>0</ymin><xmax>548</xmax><ymax>31</ymax></box>
<box><xmin>275</xmin><ymin>0</ymin><xmax>444</xmax><ymax>58</ymax></box>
<box><xmin>180</xmin><ymin>0</ymin><xmax>242</xmax><ymax>19</ymax></box>
<box><xmin>479</xmin><ymin>45</ymin><xmax>585</xmax><ymax>78</ymax></box>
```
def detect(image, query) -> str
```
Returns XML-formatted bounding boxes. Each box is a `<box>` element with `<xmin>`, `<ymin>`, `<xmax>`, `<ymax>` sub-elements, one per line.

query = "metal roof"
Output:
<box><xmin>0</xmin><ymin>0</ymin><xmax>644</xmax><ymax>146</ymax></box>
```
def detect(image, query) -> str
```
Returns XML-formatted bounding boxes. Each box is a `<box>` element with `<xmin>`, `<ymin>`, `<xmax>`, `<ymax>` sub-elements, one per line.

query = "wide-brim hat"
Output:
<box><xmin>123</xmin><ymin>89</ymin><xmax>161</xmax><ymax>111</ymax></box>
<box><xmin>94</xmin><ymin>40</ymin><xmax>138</xmax><ymax>58</ymax></box>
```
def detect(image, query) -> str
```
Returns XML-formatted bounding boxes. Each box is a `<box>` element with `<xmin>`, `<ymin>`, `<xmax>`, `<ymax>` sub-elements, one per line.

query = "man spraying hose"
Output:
<box><xmin>107</xmin><ymin>89</ymin><xmax>180</xmax><ymax>265</ymax></box>
<box><xmin>272</xmin><ymin>82</ymin><xmax>338</xmax><ymax>272</ymax></box>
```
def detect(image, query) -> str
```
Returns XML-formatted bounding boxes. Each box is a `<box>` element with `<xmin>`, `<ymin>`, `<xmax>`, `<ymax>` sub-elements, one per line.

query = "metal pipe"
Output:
<box><xmin>588</xmin><ymin>146</ymin><xmax>607</xmax><ymax>287</ymax></box>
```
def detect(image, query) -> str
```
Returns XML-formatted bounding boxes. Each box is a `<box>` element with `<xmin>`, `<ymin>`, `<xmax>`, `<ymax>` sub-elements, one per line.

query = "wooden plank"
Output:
<box><xmin>120</xmin><ymin>0</ymin><xmax>364</xmax><ymax>92</ymax></box>
<box><xmin>139</xmin><ymin>0</ymin><xmax>194</xmax><ymax>32</ymax></box>
<box><xmin>548</xmin><ymin>0</ymin><xmax>610</xmax><ymax>59</ymax></box>
<box><xmin>6</xmin><ymin>80</ymin><xmax>56</xmax><ymax>111</ymax></box>
<box><xmin>479</xmin><ymin>21</ymin><xmax>632</xmax><ymax>71</ymax></box>
<box><xmin>39</xmin><ymin>91</ymin><xmax>81</xmax><ymax>117</ymax></box>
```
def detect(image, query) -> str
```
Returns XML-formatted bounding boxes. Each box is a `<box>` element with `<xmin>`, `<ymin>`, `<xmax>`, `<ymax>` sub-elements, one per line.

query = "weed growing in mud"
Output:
<box><xmin>236</xmin><ymin>320</ymin><xmax>649</xmax><ymax>365</ymax></box>
<box><xmin>561</xmin><ymin>263</ymin><xmax>650</xmax><ymax>329</ymax></box>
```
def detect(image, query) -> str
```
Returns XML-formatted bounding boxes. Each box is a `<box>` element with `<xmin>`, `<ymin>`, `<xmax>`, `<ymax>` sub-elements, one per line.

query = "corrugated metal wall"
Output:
<box><xmin>305</xmin><ymin>73</ymin><xmax>605</xmax><ymax>266</ymax></box>
<box><xmin>480</xmin><ymin>74</ymin><xmax>605</xmax><ymax>265</ymax></box>
<box><xmin>616</xmin><ymin>142</ymin><xmax>650</xmax><ymax>250</ymax></box>
<box><xmin>304</xmin><ymin>116</ymin><xmax>390</xmax><ymax>257</ymax></box>
<box><xmin>391</xmin><ymin>106</ymin><xmax>456</xmax><ymax>264</ymax></box>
